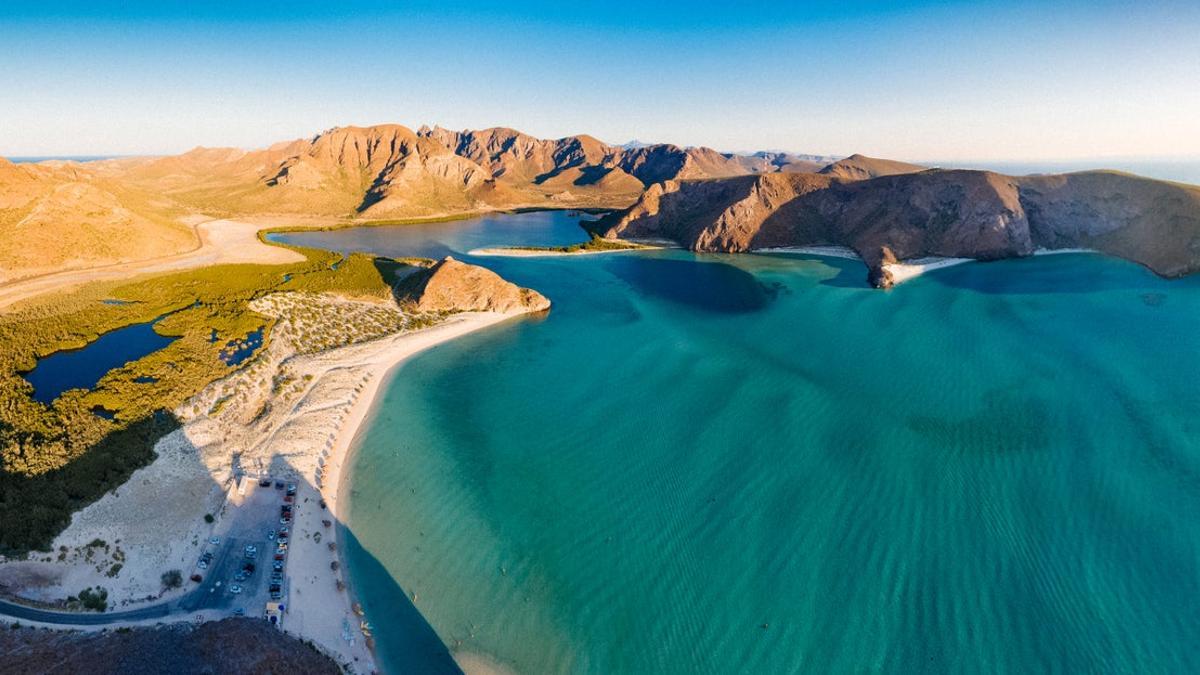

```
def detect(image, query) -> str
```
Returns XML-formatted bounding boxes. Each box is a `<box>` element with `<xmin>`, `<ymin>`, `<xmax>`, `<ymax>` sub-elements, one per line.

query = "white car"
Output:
<box><xmin>209</xmin><ymin>537</ymin><xmax>220</xmax><ymax>545</ymax></box>
<box><xmin>229</xmin><ymin>584</ymin><xmax>242</xmax><ymax>595</ymax></box>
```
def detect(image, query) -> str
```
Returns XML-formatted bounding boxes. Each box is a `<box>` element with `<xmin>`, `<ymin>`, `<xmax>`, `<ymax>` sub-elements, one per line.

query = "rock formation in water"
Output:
<box><xmin>602</xmin><ymin>169</ymin><xmax>1200</xmax><ymax>288</ymax></box>
<box><xmin>395</xmin><ymin>256</ymin><xmax>552</xmax><ymax>313</ymax></box>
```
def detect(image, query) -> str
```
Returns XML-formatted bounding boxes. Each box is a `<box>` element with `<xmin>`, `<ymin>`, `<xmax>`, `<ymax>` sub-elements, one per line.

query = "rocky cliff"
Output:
<box><xmin>603</xmin><ymin>169</ymin><xmax>1200</xmax><ymax>288</ymax></box>
<box><xmin>395</xmin><ymin>256</ymin><xmax>551</xmax><ymax>313</ymax></box>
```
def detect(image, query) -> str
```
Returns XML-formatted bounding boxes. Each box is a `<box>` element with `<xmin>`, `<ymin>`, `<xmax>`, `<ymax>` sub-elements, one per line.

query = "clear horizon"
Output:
<box><xmin>1</xmin><ymin>1</ymin><xmax>1198</xmax><ymax>161</ymax></box>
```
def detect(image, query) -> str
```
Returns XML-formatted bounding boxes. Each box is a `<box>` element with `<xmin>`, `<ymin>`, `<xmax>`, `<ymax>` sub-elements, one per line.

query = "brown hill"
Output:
<box><xmin>818</xmin><ymin>153</ymin><xmax>926</xmax><ymax>181</ymax></box>
<box><xmin>417</xmin><ymin>125</ymin><xmax>750</xmax><ymax>192</ymax></box>
<box><xmin>603</xmin><ymin>169</ymin><xmax>1200</xmax><ymax>287</ymax></box>
<box><xmin>0</xmin><ymin>159</ymin><xmax>192</xmax><ymax>283</ymax></box>
<box><xmin>395</xmin><ymin>256</ymin><xmax>551</xmax><ymax>313</ymax></box>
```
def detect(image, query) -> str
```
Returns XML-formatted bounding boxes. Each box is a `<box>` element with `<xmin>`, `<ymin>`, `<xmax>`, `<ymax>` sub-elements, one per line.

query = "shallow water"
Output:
<box><xmin>277</xmin><ymin>211</ymin><xmax>1200</xmax><ymax>673</ymax></box>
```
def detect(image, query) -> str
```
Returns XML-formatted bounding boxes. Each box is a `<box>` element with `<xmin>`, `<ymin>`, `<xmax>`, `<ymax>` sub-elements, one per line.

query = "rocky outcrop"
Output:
<box><xmin>395</xmin><ymin>256</ymin><xmax>551</xmax><ymax>313</ymax></box>
<box><xmin>0</xmin><ymin>618</ymin><xmax>341</xmax><ymax>674</ymax></box>
<box><xmin>603</xmin><ymin>169</ymin><xmax>1200</xmax><ymax>288</ymax></box>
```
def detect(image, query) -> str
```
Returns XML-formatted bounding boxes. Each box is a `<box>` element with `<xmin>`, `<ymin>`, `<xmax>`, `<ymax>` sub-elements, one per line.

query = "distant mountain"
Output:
<box><xmin>602</xmin><ymin>168</ymin><xmax>1200</xmax><ymax>287</ymax></box>
<box><xmin>818</xmin><ymin>153</ymin><xmax>926</xmax><ymax>181</ymax></box>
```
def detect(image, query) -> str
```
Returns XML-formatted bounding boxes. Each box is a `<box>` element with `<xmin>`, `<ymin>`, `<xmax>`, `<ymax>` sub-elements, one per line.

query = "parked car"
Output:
<box><xmin>190</xmin><ymin>574</ymin><xmax>203</xmax><ymax>583</ymax></box>
<box><xmin>267</xmin><ymin>529</ymin><xmax>276</xmax><ymax>540</ymax></box>
<box><xmin>274</xmin><ymin>481</ymin><xmax>284</xmax><ymax>489</ymax></box>
<box><xmin>198</xmin><ymin>560</ymin><xmax>208</xmax><ymax>570</ymax></box>
<box><xmin>286</xmin><ymin>483</ymin><xmax>297</xmax><ymax>496</ymax></box>
<box><xmin>274</xmin><ymin>553</ymin><xmax>285</xmax><ymax>561</ymax></box>
<box><xmin>259</xmin><ymin>479</ymin><xmax>271</xmax><ymax>487</ymax></box>
<box><xmin>209</xmin><ymin>537</ymin><xmax>220</xmax><ymax>545</ymax></box>
<box><xmin>273</xmin><ymin>560</ymin><xmax>284</xmax><ymax>571</ymax></box>
<box><xmin>283</xmin><ymin>495</ymin><xmax>294</xmax><ymax>504</ymax></box>
<box><xmin>243</xmin><ymin>562</ymin><xmax>255</xmax><ymax>574</ymax></box>
<box><xmin>230</xmin><ymin>584</ymin><xmax>242</xmax><ymax>595</ymax></box>
<box><xmin>234</xmin><ymin>608</ymin><xmax>246</xmax><ymax>616</ymax></box>
<box><xmin>234</xmin><ymin>571</ymin><xmax>248</xmax><ymax>582</ymax></box>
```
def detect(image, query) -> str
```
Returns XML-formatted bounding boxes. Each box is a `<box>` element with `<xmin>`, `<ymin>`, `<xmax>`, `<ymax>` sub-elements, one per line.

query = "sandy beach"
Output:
<box><xmin>753</xmin><ymin>245</ymin><xmax>972</xmax><ymax>285</ymax></box>
<box><xmin>467</xmin><ymin>243</ymin><xmax>660</xmax><ymax>257</ymax></box>
<box><xmin>0</xmin><ymin>292</ymin><xmax>535</xmax><ymax>673</ymax></box>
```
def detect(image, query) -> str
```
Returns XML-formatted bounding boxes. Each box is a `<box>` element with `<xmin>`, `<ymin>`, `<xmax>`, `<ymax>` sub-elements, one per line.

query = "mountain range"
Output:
<box><xmin>3</xmin><ymin>123</ymin><xmax>1199</xmax><ymax>288</ymax></box>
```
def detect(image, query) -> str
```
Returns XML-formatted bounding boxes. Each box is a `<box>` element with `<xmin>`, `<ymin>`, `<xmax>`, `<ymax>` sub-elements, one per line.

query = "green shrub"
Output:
<box><xmin>161</xmin><ymin>569</ymin><xmax>183</xmax><ymax>589</ymax></box>
<box><xmin>79</xmin><ymin>587</ymin><xmax>108</xmax><ymax>612</ymax></box>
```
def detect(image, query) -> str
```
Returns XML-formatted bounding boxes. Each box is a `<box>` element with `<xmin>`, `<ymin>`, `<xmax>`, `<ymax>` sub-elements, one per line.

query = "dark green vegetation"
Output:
<box><xmin>161</xmin><ymin>570</ymin><xmax>183</xmax><ymax>590</ymax></box>
<box><xmin>0</xmin><ymin>618</ymin><xmax>342</xmax><ymax>673</ymax></box>
<box><xmin>508</xmin><ymin>234</ymin><xmax>648</xmax><ymax>254</ymax></box>
<box><xmin>77</xmin><ymin>587</ymin><xmax>108</xmax><ymax>612</ymax></box>
<box><xmin>0</xmin><ymin>243</ymin><xmax>412</xmax><ymax>554</ymax></box>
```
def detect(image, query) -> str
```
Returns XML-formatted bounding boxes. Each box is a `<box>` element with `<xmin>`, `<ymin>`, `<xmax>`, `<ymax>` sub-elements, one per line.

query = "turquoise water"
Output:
<box><xmin>276</xmin><ymin>212</ymin><xmax>1200</xmax><ymax>673</ymax></box>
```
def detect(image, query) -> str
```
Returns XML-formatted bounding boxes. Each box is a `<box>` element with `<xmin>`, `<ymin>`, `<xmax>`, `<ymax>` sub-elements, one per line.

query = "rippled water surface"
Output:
<box><xmin>275</xmin><ymin>212</ymin><xmax>1200</xmax><ymax>673</ymax></box>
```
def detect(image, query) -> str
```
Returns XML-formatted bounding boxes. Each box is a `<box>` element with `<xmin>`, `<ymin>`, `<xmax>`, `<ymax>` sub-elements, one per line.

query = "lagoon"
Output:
<box><xmin>22</xmin><ymin>319</ymin><xmax>177</xmax><ymax>404</ymax></box>
<box><xmin>275</xmin><ymin>211</ymin><xmax>1200</xmax><ymax>673</ymax></box>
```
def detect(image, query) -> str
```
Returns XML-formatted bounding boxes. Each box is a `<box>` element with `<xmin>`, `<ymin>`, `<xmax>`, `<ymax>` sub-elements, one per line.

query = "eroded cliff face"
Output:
<box><xmin>395</xmin><ymin>256</ymin><xmax>551</xmax><ymax>313</ymax></box>
<box><xmin>1019</xmin><ymin>172</ymin><xmax>1200</xmax><ymax>278</ymax></box>
<box><xmin>603</xmin><ymin>169</ymin><xmax>1200</xmax><ymax>288</ymax></box>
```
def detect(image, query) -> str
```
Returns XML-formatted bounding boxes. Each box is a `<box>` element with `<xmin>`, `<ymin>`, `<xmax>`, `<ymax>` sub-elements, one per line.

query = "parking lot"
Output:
<box><xmin>185</xmin><ymin>476</ymin><xmax>297</xmax><ymax>621</ymax></box>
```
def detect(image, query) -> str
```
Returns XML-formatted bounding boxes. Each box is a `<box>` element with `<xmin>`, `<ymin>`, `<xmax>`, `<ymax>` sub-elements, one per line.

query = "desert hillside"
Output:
<box><xmin>0</xmin><ymin>157</ymin><xmax>194</xmax><ymax>284</ymax></box>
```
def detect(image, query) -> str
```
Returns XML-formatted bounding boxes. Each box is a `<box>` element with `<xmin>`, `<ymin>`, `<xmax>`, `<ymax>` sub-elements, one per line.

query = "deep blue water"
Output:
<box><xmin>275</xmin><ymin>211</ymin><xmax>1200</xmax><ymax>674</ymax></box>
<box><xmin>22</xmin><ymin>320</ymin><xmax>176</xmax><ymax>404</ymax></box>
<box><xmin>219</xmin><ymin>327</ymin><xmax>264</xmax><ymax>366</ymax></box>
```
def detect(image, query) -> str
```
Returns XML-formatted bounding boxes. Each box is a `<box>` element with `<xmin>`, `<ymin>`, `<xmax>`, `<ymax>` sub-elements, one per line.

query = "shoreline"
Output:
<box><xmin>751</xmin><ymin>245</ymin><xmax>972</xmax><ymax>285</ymax></box>
<box><xmin>468</xmin><ymin>244</ymin><xmax>661</xmax><ymax>258</ymax></box>
<box><xmin>308</xmin><ymin>311</ymin><xmax>529</xmax><ymax>674</ymax></box>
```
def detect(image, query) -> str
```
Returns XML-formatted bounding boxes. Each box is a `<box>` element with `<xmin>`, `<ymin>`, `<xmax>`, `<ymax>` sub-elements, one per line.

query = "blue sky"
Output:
<box><xmin>1</xmin><ymin>1</ymin><xmax>1197</xmax><ymax>161</ymax></box>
